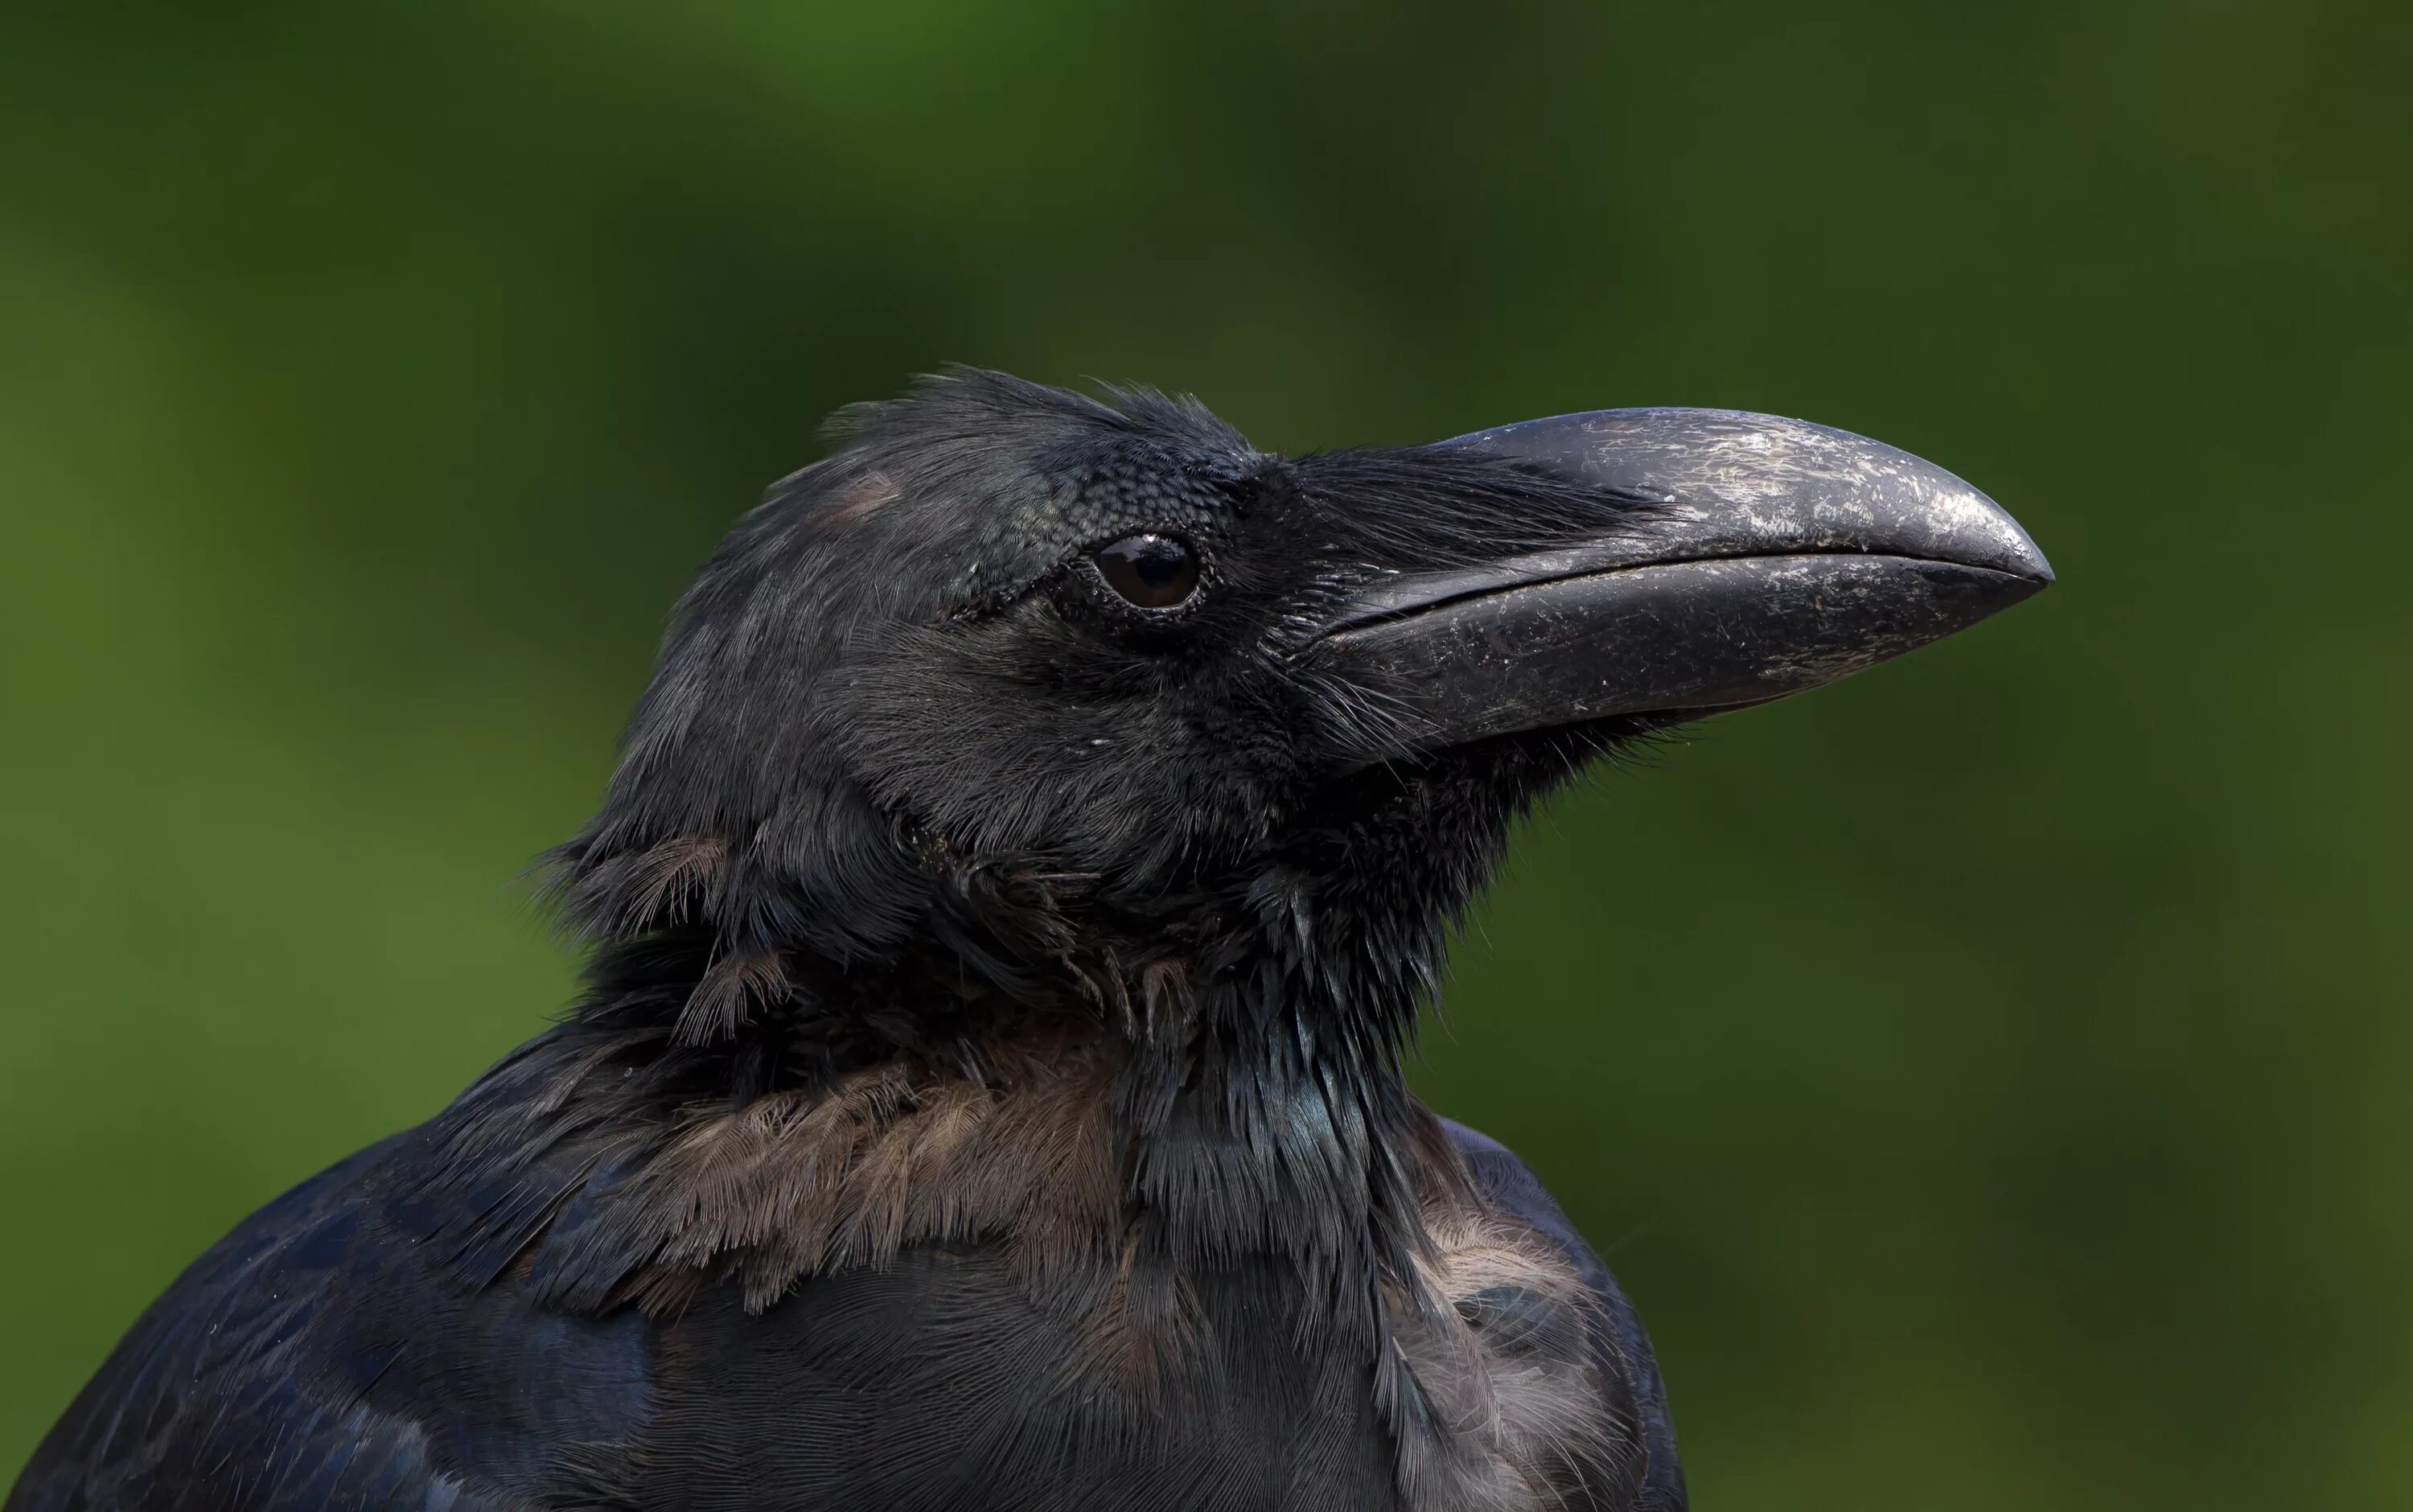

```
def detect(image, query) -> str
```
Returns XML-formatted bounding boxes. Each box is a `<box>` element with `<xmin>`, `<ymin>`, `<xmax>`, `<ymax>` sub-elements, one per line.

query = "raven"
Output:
<box><xmin>9</xmin><ymin>370</ymin><xmax>2049</xmax><ymax>1511</ymax></box>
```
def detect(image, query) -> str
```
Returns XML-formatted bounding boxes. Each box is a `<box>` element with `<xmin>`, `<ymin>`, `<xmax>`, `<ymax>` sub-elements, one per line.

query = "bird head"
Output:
<box><xmin>553</xmin><ymin>368</ymin><xmax>2049</xmax><ymax>1050</ymax></box>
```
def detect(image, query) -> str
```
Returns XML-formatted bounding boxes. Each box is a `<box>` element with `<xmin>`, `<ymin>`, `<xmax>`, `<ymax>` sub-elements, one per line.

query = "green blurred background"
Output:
<box><xmin>4</xmin><ymin>1</ymin><xmax>2407</xmax><ymax>1503</ymax></box>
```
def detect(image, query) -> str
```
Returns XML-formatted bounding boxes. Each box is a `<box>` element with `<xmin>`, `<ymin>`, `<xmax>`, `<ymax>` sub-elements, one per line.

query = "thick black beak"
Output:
<box><xmin>1309</xmin><ymin>409</ymin><xmax>2053</xmax><ymax>750</ymax></box>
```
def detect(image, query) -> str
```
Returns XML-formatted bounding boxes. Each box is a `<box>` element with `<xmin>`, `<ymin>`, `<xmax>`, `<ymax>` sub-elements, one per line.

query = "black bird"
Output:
<box><xmin>9</xmin><ymin>370</ymin><xmax>2050</xmax><ymax>1511</ymax></box>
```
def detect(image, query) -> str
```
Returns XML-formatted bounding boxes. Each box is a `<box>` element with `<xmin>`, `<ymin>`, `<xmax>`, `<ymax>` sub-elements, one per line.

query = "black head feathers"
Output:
<box><xmin>548</xmin><ymin>368</ymin><xmax>1645</xmax><ymax>1045</ymax></box>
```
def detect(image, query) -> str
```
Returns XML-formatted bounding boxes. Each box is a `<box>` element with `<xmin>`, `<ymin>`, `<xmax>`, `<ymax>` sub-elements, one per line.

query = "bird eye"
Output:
<box><xmin>1091</xmin><ymin>533</ymin><xmax>1200</xmax><ymax>610</ymax></box>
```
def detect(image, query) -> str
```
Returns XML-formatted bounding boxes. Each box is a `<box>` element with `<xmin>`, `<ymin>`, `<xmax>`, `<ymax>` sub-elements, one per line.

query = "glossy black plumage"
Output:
<box><xmin>14</xmin><ymin>370</ymin><xmax>1738</xmax><ymax>1510</ymax></box>
<box><xmin>10</xmin><ymin>1075</ymin><xmax>1675</xmax><ymax>1510</ymax></box>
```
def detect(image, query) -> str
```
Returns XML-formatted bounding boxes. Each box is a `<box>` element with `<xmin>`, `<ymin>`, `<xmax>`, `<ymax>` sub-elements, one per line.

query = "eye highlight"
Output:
<box><xmin>1091</xmin><ymin>533</ymin><xmax>1200</xmax><ymax>610</ymax></box>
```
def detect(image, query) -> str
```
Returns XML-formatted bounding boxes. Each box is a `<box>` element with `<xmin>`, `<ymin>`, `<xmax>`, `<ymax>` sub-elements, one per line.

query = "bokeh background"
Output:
<box><xmin>5</xmin><ymin>2</ymin><xmax>2408</xmax><ymax>1503</ymax></box>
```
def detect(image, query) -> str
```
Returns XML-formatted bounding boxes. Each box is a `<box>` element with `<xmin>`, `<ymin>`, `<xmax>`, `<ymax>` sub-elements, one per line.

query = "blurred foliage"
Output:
<box><xmin>3</xmin><ymin>1</ymin><xmax>2408</xmax><ymax>1504</ymax></box>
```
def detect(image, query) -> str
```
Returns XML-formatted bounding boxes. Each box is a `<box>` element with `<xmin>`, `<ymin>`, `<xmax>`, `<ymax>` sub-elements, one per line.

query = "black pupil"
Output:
<box><xmin>1095</xmin><ymin>534</ymin><xmax>1198</xmax><ymax>609</ymax></box>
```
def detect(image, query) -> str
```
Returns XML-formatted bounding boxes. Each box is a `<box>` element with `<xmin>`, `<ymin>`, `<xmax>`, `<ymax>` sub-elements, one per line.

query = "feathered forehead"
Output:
<box><xmin>794</xmin><ymin>367</ymin><xmax>1276</xmax><ymax>604</ymax></box>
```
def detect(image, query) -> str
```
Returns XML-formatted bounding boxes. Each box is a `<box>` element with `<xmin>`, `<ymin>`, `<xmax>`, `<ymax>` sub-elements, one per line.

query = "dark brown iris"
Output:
<box><xmin>1092</xmin><ymin>533</ymin><xmax>1199</xmax><ymax>610</ymax></box>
